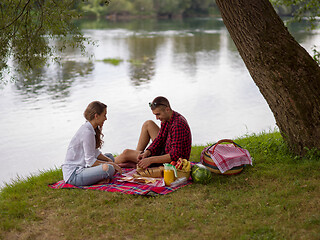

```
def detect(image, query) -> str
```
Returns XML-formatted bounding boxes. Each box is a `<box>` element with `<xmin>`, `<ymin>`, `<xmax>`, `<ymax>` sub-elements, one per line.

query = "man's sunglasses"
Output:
<box><xmin>149</xmin><ymin>102</ymin><xmax>168</xmax><ymax>108</ymax></box>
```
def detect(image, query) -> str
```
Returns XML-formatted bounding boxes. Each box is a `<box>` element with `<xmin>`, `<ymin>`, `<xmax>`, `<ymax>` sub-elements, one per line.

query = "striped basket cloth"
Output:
<box><xmin>200</xmin><ymin>139</ymin><xmax>253</xmax><ymax>175</ymax></box>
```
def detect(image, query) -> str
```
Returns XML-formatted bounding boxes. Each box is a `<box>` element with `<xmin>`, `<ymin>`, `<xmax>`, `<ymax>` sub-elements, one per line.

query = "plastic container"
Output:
<box><xmin>163</xmin><ymin>163</ymin><xmax>177</xmax><ymax>186</ymax></box>
<box><xmin>170</xmin><ymin>177</ymin><xmax>187</xmax><ymax>188</ymax></box>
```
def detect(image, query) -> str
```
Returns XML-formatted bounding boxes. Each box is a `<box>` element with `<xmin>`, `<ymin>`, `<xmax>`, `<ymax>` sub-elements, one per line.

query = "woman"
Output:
<box><xmin>62</xmin><ymin>101</ymin><xmax>122</xmax><ymax>186</ymax></box>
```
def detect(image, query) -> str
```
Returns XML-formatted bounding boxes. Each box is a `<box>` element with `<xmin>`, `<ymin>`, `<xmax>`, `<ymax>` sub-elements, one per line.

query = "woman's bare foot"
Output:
<box><xmin>96</xmin><ymin>178</ymin><xmax>111</xmax><ymax>185</ymax></box>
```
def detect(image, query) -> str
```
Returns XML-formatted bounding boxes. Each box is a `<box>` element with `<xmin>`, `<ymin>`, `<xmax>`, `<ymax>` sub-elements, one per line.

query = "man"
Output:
<box><xmin>115</xmin><ymin>96</ymin><xmax>192</xmax><ymax>169</ymax></box>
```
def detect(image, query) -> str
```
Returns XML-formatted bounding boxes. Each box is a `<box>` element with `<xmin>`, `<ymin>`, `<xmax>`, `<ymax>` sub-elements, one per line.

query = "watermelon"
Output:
<box><xmin>191</xmin><ymin>163</ymin><xmax>212</xmax><ymax>184</ymax></box>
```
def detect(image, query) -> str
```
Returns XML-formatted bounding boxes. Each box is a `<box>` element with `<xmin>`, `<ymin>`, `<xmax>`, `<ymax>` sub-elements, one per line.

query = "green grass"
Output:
<box><xmin>0</xmin><ymin>131</ymin><xmax>319</xmax><ymax>240</ymax></box>
<box><xmin>96</xmin><ymin>58</ymin><xmax>124</xmax><ymax>65</ymax></box>
<box><xmin>96</xmin><ymin>57</ymin><xmax>153</xmax><ymax>67</ymax></box>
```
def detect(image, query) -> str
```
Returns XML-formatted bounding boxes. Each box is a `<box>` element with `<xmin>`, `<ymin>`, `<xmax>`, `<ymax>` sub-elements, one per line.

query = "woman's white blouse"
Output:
<box><xmin>62</xmin><ymin>121</ymin><xmax>101</xmax><ymax>182</ymax></box>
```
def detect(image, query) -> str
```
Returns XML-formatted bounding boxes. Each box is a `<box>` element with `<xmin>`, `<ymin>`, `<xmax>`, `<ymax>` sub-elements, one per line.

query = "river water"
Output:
<box><xmin>0</xmin><ymin>18</ymin><xmax>319</xmax><ymax>187</ymax></box>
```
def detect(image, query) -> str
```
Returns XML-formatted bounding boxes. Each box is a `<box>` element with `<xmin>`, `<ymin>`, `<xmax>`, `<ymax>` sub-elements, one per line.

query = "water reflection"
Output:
<box><xmin>76</xmin><ymin>17</ymin><xmax>226</xmax><ymax>32</ymax></box>
<box><xmin>126</xmin><ymin>36</ymin><xmax>164</xmax><ymax>85</ymax></box>
<box><xmin>174</xmin><ymin>32</ymin><xmax>221</xmax><ymax>54</ymax></box>
<box><xmin>172</xmin><ymin>32</ymin><xmax>223</xmax><ymax>77</ymax></box>
<box><xmin>128</xmin><ymin>56</ymin><xmax>155</xmax><ymax>85</ymax></box>
<box><xmin>13</xmin><ymin>61</ymin><xmax>94</xmax><ymax>100</ymax></box>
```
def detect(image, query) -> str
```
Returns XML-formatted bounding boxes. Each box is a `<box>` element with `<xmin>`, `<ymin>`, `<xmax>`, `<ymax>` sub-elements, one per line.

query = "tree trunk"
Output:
<box><xmin>215</xmin><ymin>0</ymin><xmax>320</xmax><ymax>155</ymax></box>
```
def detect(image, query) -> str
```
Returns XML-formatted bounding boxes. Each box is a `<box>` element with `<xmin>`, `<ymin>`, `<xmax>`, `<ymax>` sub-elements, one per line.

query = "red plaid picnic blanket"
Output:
<box><xmin>48</xmin><ymin>168</ymin><xmax>192</xmax><ymax>196</ymax></box>
<box><xmin>201</xmin><ymin>140</ymin><xmax>253</xmax><ymax>173</ymax></box>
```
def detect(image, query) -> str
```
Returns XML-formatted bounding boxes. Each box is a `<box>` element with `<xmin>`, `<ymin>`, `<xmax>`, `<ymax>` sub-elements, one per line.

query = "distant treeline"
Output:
<box><xmin>76</xmin><ymin>0</ymin><xmax>297</xmax><ymax>19</ymax></box>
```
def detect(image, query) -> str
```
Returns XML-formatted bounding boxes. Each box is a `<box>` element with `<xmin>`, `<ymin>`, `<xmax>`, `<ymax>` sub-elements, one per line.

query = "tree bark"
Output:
<box><xmin>215</xmin><ymin>0</ymin><xmax>320</xmax><ymax>155</ymax></box>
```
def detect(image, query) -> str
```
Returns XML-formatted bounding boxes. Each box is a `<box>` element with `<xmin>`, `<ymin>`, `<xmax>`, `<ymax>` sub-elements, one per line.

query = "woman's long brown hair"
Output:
<box><xmin>83</xmin><ymin>101</ymin><xmax>107</xmax><ymax>149</ymax></box>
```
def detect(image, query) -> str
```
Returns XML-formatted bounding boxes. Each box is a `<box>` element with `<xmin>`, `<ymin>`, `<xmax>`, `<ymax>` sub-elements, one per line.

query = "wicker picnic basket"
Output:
<box><xmin>202</xmin><ymin>150</ymin><xmax>244</xmax><ymax>175</ymax></box>
<box><xmin>176</xmin><ymin>169</ymin><xmax>191</xmax><ymax>179</ymax></box>
<box><xmin>200</xmin><ymin>139</ymin><xmax>252</xmax><ymax>175</ymax></box>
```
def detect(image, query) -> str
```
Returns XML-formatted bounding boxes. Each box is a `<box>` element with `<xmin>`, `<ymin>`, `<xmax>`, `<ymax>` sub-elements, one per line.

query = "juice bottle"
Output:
<box><xmin>163</xmin><ymin>163</ymin><xmax>177</xmax><ymax>186</ymax></box>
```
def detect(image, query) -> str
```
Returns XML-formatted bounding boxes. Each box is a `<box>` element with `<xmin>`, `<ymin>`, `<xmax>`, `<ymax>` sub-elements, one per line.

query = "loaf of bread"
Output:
<box><xmin>134</xmin><ymin>166</ymin><xmax>164</xmax><ymax>178</ymax></box>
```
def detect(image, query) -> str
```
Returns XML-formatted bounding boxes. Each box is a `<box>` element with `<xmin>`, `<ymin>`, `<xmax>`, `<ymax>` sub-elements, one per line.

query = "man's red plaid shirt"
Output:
<box><xmin>147</xmin><ymin>111</ymin><xmax>192</xmax><ymax>161</ymax></box>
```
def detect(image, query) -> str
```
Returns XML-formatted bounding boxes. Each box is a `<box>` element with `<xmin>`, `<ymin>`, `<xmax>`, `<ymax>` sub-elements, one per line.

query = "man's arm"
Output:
<box><xmin>137</xmin><ymin>153</ymin><xmax>171</xmax><ymax>169</ymax></box>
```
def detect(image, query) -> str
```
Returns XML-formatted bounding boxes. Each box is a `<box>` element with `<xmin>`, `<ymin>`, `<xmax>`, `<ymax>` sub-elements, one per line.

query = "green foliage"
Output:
<box><xmin>78</xmin><ymin>0</ymin><xmax>218</xmax><ymax>18</ymax></box>
<box><xmin>97</xmin><ymin>58</ymin><xmax>124</xmax><ymax>65</ymax></box>
<box><xmin>303</xmin><ymin>144</ymin><xmax>320</xmax><ymax>161</ymax></box>
<box><xmin>154</xmin><ymin>0</ymin><xmax>192</xmax><ymax>17</ymax></box>
<box><xmin>80</xmin><ymin>0</ymin><xmax>156</xmax><ymax>17</ymax></box>
<box><xmin>270</xmin><ymin>0</ymin><xmax>320</xmax><ymax>64</ymax></box>
<box><xmin>185</xmin><ymin>0</ymin><xmax>216</xmax><ymax>16</ymax></box>
<box><xmin>271</xmin><ymin>0</ymin><xmax>320</xmax><ymax>29</ymax></box>
<box><xmin>235</xmin><ymin>131</ymin><xmax>292</xmax><ymax>163</ymax></box>
<box><xmin>80</xmin><ymin>0</ymin><xmax>110</xmax><ymax>18</ymax></box>
<box><xmin>0</xmin><ymin>0</ymin><xmax>100</xmax><ymax>82</ymax></box>
<box><xmin>131</xmin><ymin>0</ymin><xmax>155</xmax><ymax>16</ymax></box>
<box><xmin>103</xmin><ymin>0</ymin><xmax>135</xmax><ymax>15</ymax></box>
<box><xmin>312</xmin><ymin>45</ymin><xmax>320</xmax><ymax>64</ymax></box>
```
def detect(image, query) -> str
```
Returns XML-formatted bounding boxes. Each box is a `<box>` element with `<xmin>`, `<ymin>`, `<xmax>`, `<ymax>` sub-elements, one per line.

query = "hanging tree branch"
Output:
<box><xmin>0</xmin><ymin>0</ymin><xmax>31</xmax><ymax>30</ymax></box>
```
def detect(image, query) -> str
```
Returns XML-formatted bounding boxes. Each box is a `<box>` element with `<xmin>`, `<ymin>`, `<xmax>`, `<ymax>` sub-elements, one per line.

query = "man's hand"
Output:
<box><xmin>137</xmin><ymin>150</ymin><xmax>151</xmax><ymax>161</ymax></box>
<box><xmin>137</xmin><ymin>157</ymin><xmax>153</xmax><ymax>169</ymax></box>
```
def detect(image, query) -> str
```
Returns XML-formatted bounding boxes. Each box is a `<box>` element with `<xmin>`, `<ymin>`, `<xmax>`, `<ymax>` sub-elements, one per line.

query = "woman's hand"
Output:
<box><xmin>108</xmin><ymin>162</ymin><xmax>123</xmax><ymax>174</ymax></box>
<box><xmin>92</xmin><ymin>160</ymin><xmax>106</xmax><ymax>167</ymax></box>
<box><xmin>97</xmin><ymin>153</ymin><xmax>113</xmax><ymax>162</ymax></box>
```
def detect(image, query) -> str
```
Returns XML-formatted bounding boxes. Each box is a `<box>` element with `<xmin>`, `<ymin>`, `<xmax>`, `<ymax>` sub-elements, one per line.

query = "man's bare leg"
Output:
<box><xmin>115</xmin><ymin>120</ymin><xmax>160</xmax><ymax>168</ymax></box>
<box><xmin>136</xmin><ymin>120</ymin><xmax>160</xmax><ymax>151</ymax></box>
<box><xmin>115</xmin><ymin>149</ymin><xmax>140</xmax><ymax>164</ymax></box>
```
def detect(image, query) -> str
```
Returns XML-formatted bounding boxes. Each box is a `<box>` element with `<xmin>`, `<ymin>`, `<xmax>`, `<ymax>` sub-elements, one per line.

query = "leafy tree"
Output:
<box><xmin>131</xmin><ymin>0</ymin><xmax>155</xmax><ymax>16</ymax></box>
<box><xmin>153</xmin><ymin>0</ymin><xmax>191</xmax><ymax>17</ymax></box>
<box><xmin>0</xmin><ymin>0</ymin><xmax>97</xmax><ymax>82</ymax></box>
<box><xmin>81</xmin><ymin>0</ymin><xmax>135</xmax><ymax>17</ymax></box>
<box><xmin>215</xmin><ymin>0</ymin><xmax>320</xmax><ymax>155</ymax></box>
<box><xmin>271</xmin><ymin>0</ymin><xmax>320</xmax><ymax>29</ymax></box>
<box><xmin>80</xmin><ymin>0</ymin><xmax>109</xmax><ymax>18</ymax></box>
<box><xmin>270</xmin><ymin>0</ymin><xmax>320</xmax><ymax>63</ymax></box>
<box><xmin>185</xmin><ymin>0</ymin><xmax>216</xmax><ymax>16</ymax></box>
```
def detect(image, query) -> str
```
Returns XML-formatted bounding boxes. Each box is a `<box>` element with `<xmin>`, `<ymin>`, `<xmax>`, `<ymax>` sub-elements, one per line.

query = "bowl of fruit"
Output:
<box><xmin>170</xmin><ymin>158</ymin><xmax>191</xmax><ymax>179</ymax></box>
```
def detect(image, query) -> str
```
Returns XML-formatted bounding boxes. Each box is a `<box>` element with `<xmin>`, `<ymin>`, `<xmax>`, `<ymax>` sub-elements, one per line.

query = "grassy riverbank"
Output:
<box><xmin>1</xmin><ymin>131</ymin><xmax>319</xmax><ymax>240</ymax></box>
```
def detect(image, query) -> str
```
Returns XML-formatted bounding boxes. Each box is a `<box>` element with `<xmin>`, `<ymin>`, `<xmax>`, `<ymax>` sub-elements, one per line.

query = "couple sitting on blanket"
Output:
<box><xmin>61</xmin><ymin>96</ymin><xmax>192</xmax><ymax>186</ymax></box>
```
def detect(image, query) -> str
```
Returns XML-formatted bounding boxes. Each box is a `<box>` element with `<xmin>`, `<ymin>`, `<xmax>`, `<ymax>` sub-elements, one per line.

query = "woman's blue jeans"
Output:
<box><xmin>67</xmin><ymin>153</ymin><xmax>115</xmax><ymax>186</ymax></box>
